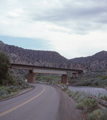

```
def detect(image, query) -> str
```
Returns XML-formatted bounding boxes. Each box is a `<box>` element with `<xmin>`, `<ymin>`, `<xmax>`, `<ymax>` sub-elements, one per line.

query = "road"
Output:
<box><xmin>0</xmin><ymin>84</ymin><xmax>59</xmax><ymax>120</ymax></box>
<box><xmin>69</xmin><ymin>86</ymin><xmax>107</xmax><ymax>96</ymax></box>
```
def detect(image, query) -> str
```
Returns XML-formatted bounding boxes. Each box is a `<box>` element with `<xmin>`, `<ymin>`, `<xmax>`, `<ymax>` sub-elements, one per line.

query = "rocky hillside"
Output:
<box><xmin>69</xmin><ymin>51</ymin><xmax>107</xmax><ymax>71</ymax></box>
<box><xmin>0</xmin><ymin>41</ymin><xmax>107</xmax><ymax>71</ymax></box>
<box><xmin>0</xmin><ymin>41</ymin><xmax>69</xmax><ymax>68</ymax></box>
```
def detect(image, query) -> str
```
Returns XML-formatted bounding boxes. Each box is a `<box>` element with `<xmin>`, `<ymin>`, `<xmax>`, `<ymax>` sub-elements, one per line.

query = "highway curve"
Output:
<box><xmin>0</xmin><ymin>84</ymin><xmax>59</xmax><ymax>120</ymax></box>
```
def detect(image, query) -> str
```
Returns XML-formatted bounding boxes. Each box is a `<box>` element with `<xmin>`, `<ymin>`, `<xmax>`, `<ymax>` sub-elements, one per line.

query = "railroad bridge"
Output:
<box><xmin>10</xmin><ymin>63</ymin><xmax>83</xmax><ymax>85</ymax></box>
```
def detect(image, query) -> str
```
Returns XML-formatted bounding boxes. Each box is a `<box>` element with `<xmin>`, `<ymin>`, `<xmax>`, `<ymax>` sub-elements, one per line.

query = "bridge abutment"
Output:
<box><xmin>61</xmin><ymin>74</ymin><xmax>68</xmax><ymax>85</ymax></box>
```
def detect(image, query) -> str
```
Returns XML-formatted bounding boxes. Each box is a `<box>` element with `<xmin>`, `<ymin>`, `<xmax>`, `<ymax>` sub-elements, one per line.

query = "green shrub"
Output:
<box><xmin>76</xmin><ymin>102</ymin><xmax>84</xmax><ymax>109</ymax></box>
<box><xmin>83</xmin><ymin>80</ymin><xmax>93</xmax><ymax>86</ymax></box>
<box><xmin>0</xmin><ymin>90</ymin><xmax>9</xmax><ymax>96</ymax></box>
<box><xmin>101</xmin><ymin>75</ymin><xmax>107</xmax><ymax>80</ymax></box>
<box><xmin>68</xmin><ymin>92</ymin><xmax>73</xmax><ymax>97</ymax></box>
<box><xmin>76</xmin><ymin>94</ymin><xmax>86</xmax><ymax>103</ymax></box>
<box><xmin>8</xmin><ymin>75</ymin><xmax>17</xmax><ymax>86</ymax></box>
<box><xmin>0</xmin><ymin>86</ymin><xmax>6</xmax><ymax>91</ymax></box>
<box><xmin>83</xmin><ymin>98</ymin><xmax>97</xmax><ymax>107</ymax></box>
<box><xmin>81</xmin><ymin>98</ymin><xmax>98</xmax><ymax>113</ymax></box>
<box><xmin>16</xmin><ymin>75</ymin><xmax>30</xmax><ymax>88</ymax></box>
<box><xmin>70</xmin><ymin>91</ymin><xmax>98</xmax><ymax>113</ymax></box>
<box><xmin>65</xmin><ymin>89</ymin><xmax>71</xmax><ymax>94</ymax></box>
<box><xmin>88</xmin><ymin>109</ymin><xmax>107</xmax><ymax>120</ymax></box>
<box><xmin>0</xmin><ymin>51</ymin><xmax>11</xmax><ymax>85</ymax></box>
<box><xmin>93</xmin><ymin>79</ymin><xmax>100</xmax><ymax>86</ymax></box>
<box><xmin>98</xmin><ymin>94</ymin><xmax>107</xmax><ymax>101</ymax></box>
<box><xmin>63</xmin><ymin>85</ymin><xmax>68</xmax><ymax>91</ymax></box>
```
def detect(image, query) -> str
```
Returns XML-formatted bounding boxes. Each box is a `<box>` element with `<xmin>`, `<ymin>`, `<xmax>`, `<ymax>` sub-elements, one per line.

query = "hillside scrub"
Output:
<box><xmin>0</xmin><ymin>52</ymin><xmax>30</xmax><ymax>99</ymax></box>
<box><xmin>0</xmin><ymin>51</ymin><xmax>10</xmax><ymax>85</ymax></box>
<box><xmin>65</xmin><ymin>89</ymin><xmax>107</xmax><ymax>119</ymax></box>
<box><xmin>0</xmin><ymin>75</ymin><xmax>30</xmax><ymax>100</ymax></box>
<box><xmin>88</xmin><ymin>109</ymin><xmax>107</xmax><ymax>120</ymax></box>
<box><xmin>69</xmin><ymin>72</ymin><xmax>107</xmax><ymax>87</ymax></box>
<box><xmin>65</xmin><ymin>90</ymin><xmax>98</xmax><ymax>113</ymax></box>
<box><xmin>1</xmin><ymin>41</ymin><xmax>107</xmax><ymax>72</ymax></box>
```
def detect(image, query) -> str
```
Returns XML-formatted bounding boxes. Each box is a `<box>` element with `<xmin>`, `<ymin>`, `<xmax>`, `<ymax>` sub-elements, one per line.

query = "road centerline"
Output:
<box><xmin>0</xmin><ymin>85</ymin><xmax>45</xmax><ymax>117</ymax></box>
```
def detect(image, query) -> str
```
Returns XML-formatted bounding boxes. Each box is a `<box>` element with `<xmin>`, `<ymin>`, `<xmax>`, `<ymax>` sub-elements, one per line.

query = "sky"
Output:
<box><xmin>0</xmin><ymin>0</ymin><xmax>107</xmax><ymax>59</ymax></box>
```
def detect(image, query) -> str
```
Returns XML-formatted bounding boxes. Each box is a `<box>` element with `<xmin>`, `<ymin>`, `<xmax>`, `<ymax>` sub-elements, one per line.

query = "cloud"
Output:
<box><xmin>0</xmin><ymin>0</ymin><xmax>107</xmax><ymax>59</ymax></box>
<box><xmin>46</xmin><ymin>30</ymin><xmax>107</xmax><ymax>58</ymax></box>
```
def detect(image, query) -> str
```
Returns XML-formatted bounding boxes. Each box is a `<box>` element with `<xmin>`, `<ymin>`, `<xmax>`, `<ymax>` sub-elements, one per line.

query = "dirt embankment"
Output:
<box><xmin>55</xmin><ymin>87</ymin><xmax>88</xmax><ymax>120</ymax></box>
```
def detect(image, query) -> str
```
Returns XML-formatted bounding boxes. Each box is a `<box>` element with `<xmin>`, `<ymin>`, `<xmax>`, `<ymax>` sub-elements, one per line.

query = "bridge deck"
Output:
<box><xmin>10</xmin><ymin>63</ymin><xmax>83</xmax><ymax>73</ymax></box>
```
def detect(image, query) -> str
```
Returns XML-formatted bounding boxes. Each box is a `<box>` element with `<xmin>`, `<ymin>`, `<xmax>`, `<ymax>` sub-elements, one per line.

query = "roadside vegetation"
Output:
<box><xmin>69</xmin><ymin>71</ymin><xmax>107</xmax><ymax>88</ymax></box>
<box><xmin>65</xmin><ymin>88</ymin><xmax>107</xmax><ymax>120</ymax></box>
<box><xmin>0</xmin><ymin>51</ymin><xmax>30</xmax><ymax>100</ymax></box>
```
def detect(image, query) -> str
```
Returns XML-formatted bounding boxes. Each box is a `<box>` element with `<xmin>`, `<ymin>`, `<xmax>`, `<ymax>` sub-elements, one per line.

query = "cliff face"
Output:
<box><xmin>0</xmin><ymin>41</ymin><xmax>107</xmax><ymax>71</ymax></box>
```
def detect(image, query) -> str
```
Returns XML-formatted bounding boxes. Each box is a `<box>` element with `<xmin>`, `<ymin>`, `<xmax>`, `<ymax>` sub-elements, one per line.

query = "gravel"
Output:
<box><xmin>69</xmin><ymin>86</ymin><xmax>107</xmax><ymax>96</ymax></box>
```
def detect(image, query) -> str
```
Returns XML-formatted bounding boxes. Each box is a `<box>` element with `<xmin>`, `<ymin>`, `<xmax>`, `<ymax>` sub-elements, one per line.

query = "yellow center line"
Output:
<box><xmin>0</xmin><ymin>86</ymin><xmax>45</xmax><ymax>117</ymax></box>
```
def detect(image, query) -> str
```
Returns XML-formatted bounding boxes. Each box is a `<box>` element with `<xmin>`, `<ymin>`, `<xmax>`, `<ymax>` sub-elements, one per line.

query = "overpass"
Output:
<box><xmin>10</xmin><ymin>63</ymin><xmax>83</xmax><ymax>85</ymax></box>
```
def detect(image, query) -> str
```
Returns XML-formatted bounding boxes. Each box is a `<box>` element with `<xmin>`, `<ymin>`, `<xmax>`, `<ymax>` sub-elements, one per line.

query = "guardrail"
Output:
<box><xmin>57</xmin><ymin>84</ymin><xmax>64</xmax><ymax>89</ymax></box>
<box><xmin>83</xmin><ymin>93</ymin><xmax>107</xmax><ymax>109</ymax></box>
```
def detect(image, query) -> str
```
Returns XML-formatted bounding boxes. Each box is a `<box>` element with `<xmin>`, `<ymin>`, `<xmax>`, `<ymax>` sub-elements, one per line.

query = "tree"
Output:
<box><xmin>0</xmin><ymin>51</ymin><xmax>10</xmax><ymax>85</ymax></box>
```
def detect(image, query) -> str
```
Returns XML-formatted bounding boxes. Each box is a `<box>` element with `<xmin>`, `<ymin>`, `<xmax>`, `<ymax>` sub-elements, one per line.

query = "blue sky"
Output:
<box><xmin>0</xmin><ymin>0</ymin><xmax>107</xmax><ymax>59</ymax></box>
<box><xmin>0</xmin><ymin>36</ymin><xmax>50</xmax><ymax>50</ymax></box>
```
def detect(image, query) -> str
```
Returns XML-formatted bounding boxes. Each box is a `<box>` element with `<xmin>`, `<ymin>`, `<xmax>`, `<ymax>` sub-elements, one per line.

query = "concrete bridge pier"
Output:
<box><xmin>72</xmin><ymin>73</ymin><xmax>78</xmax><ymax>78</ymax></box>
<box><xmin>61</xmin><ymin>74</ymin><xmax>68</xmax><ymax>85</ymax></box>
<box><xmin>27</xmin><ymin>70</ymin><xmax>35</xmax><ymax>83</ymax></box>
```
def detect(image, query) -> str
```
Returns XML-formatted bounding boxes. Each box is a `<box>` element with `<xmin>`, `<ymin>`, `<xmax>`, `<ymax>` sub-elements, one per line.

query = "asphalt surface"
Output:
<box><xmin>0</xmin><ymin>84</ymin><xmax>59</xmax><ymax>120</ymax></box>
<box><xmin>69</xmin><ymin>86</ymin><xmax>107</xmax><ymax>96</ymax></box>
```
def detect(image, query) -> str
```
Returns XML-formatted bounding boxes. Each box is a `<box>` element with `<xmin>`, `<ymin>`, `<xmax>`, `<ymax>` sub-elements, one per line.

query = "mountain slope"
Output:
<box><xmin>0</xmin><ymin>41</ymin><xmax>68</xmax><ymax>68</ymax></box>
<box><xmin>69</xmin><ymin>51</ymin><xmax>107</xmax><ymax>71</ymax></box>
<box><xmin>0</xmin><ymin>41</ymin><xmax>107</xmax><ymax>71</ymax></box>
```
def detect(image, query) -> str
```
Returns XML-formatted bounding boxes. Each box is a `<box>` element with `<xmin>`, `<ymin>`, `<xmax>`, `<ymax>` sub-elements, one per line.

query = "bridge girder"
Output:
<box><xmin>10</xmin><ymin>63</ymin><xmax>83</xmax><ymax>85</ymax></box>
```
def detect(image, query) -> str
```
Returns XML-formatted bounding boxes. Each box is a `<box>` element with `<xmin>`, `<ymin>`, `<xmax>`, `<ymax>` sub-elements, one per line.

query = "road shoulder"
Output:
<box><xmin>55</xmin><ymin>86</ymin><xmax>88</xmax><ymax>120</ymax></box>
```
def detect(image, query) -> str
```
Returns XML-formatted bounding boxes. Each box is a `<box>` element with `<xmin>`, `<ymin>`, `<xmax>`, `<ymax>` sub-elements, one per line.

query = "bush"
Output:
<box><xmin>77</xmin><ymin>94</ymin><xmax>86</xmax><ymax>103</ymax></box>
<box><xmin>93</xmin><ymin>79</ymin><xmax>100</xmax><ymax>86</ymax></box>
<box><xmin>98</xmin><ymin>94</ymin><xmax>107</xmax><ymax>101</ymax></box>
<box><xmin>0</xmin><ymin>51</ymin><xmax>10</xmax><ymax>85</ymax></box>
<box><xmin>65</xmin><ymin>89</ymin><xmax>71</xmax><ymax>94</ymax></box>
<box><xmin>8</xmin><ymin>74</ymin><xmax>17</xmax><ymax>86</ymax></box>
<box><xmin>67</xmin><ymin>90</ymin><xmax>98</xmax><ymax>113</ymax></box>
<box><xmin>76</xmin><ymin>102</ymin><xmax>84</xmax><ymax>109</ymax></box>
<box><xmin>88</xmin><ymin>109</ymin><xmax>107</xmax><ymax>120</ymax></box>
<box><xmin>70</xmin><ymin>91</ymin><xmax>79</xmax><ymax>99</ymax></box>
<box><xmin>83</xmin><ymin>79</ymin><xmax>94</xmax><ymax>86</ymax></box>
<box><xmin>83</xmin><ymin>98</ymin><xmax>97</xmax><ymax>107</ymax></box>
<box><xmin>82</xmin><ymin>98</ymin><xmax>98</xmax><ymax>113</ymax></box>
<box><xmin>101</xmin><ymin>75</ymin><xmax>107</xmax><ymax>80</ymax></box>
<box><xmin>0</xmin><ymin>90</ymin><xmax>9</xmax><ymax>96</ymax></box>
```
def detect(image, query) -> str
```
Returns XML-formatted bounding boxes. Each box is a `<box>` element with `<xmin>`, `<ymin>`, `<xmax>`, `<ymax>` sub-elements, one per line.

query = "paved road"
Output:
<box><xmin>69</xmin><ymin>86</ymin><xmax>107</xmax><ymax>96</ymax></box>
<box><xmin>0</xmin><ymin>84</ymin><xmax>59</xmax><ymax>120</ymax></box>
